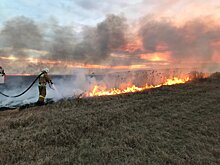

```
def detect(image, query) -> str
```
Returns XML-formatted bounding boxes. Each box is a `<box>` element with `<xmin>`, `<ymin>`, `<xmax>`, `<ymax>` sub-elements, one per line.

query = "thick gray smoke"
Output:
<box><xmin>0</xmin><ymin>14</ymin><xmax>219</xmax><ymax>74</ymax></box>
<box><xmin>48</xmin><ymin>25</ymin><xmax>76</xmax><ymax>60</ymax></box>
<box><xmin>73</xmin><ymin>14</ymin><xmax>127</xmax><ymax>63</ymax></box>
<box><xmin>0</xmin><ymin>15</ymin><xmax>127</xmax><ymax>64</ymax></box>
<box><xmin>139</xmin><ymin>17</ymin><xmax>220</xmax><ymax>61</ymax></box>
<box><xmin>0</xmin><ymin>16</ymin><xmax>43</xmax><ymax>56</ymax></box>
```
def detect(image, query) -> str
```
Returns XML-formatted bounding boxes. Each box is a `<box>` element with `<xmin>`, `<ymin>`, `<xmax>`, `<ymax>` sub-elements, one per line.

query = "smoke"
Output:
<box><xmin>0</xmin><ymin>69</ymin><xmax>95</xmax><ymax>108</ymax></box>
<box><xmin>0</xmin><ymin>14</ymin><xmax>220</xmax><ymax>74</ymax></box>
<box><xmin>49</xmin><ymin>25</ymin><xmax>76</xmax><ymax>60</ymax></box>
<box><xmin>0</xmin><ymin>14</ymin><xmax>127</xmax><ymax>62</ymax></box>
<box><xmin>45</xmin><ymin>14</ymin><xmax>128</xmax><ymax>63</ymax></box>
<box><xmin>73</xmin><ymin>14</ymin><xmax>127</xmax><ymax>63</ymax></box>
<box><xmin>0</xmin><ymin>68</ymin><xmax>190</xmax><ymax>108</ymax></box>
<box><xmin>139</xmin><ymin>17</ymin><xmax>220</xmax><ymax>62</ymax></box>
<box><xmin>0</xmin><ymin>16</ymin><xmax>43</xmax><ymax>57</ymax></box>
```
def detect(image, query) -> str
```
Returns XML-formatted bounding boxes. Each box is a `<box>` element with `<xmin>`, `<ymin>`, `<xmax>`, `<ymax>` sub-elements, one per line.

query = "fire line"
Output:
<box><xmin>86</xmin><ymin>77</ymin><xmax>190</xmax><ymax>97</ymax></box>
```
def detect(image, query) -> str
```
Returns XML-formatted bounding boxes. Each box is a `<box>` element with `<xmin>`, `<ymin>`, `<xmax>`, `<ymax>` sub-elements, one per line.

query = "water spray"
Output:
<box><xmin>51</xmin><ymin>83</ymin><xmax>65</xmax><ymax>99</ymax></box>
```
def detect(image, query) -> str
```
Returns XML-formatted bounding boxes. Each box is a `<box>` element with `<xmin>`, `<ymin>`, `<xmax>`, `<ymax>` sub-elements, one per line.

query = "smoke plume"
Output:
<box><xmin>0</xmin><ymin>14</ymin><xmax>220</xmax><ymax>74</ymax></box>
<box><xmin>73</xmin><ymin>14</ymin><xmax>127</xmax><ymax>63</ymax></box>
<box><xmin>139</xmin><ymin>17</ymin><xmax>220</xmax><ymax>62</ymax></box>
<box><xmin>0</xmin><ymin>16</ymin><xmax>43</xmax><ymax>57</ymax></box>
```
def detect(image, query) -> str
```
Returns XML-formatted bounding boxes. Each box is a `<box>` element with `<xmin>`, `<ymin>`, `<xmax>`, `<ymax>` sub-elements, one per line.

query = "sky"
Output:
<box><xmin>0</xmin><ymin>0</ymin><xmax>220</xmax><ymax>74</ymax></box>
<box><xmin>1</xmin><ymin>0</ymin><xmax>220</xmax><ymax>27</ymax></box>
<box><xmin>0</xmin><ymin>0</ymin><xmax>143</xmax><ymax>27</ymax></box>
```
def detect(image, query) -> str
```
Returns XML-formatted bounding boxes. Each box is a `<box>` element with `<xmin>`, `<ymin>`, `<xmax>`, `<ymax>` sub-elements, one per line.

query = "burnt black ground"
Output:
<box><xmin>0</xmin><ymin>73</ymin><xmax>219</xmax><ymax>164</ymax></box>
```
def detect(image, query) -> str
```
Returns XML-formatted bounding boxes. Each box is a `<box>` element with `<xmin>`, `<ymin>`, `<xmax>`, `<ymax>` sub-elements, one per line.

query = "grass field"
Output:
<box><xmin>0</xmin><ymin>73</ymin><xmax>219</xmax><ymax>164</ymax></box>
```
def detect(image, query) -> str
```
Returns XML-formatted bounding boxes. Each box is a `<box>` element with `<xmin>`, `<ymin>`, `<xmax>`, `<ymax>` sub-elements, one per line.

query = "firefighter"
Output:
<box><xmin>37</xmin><ymin>68</ymin><xmax>53</xmax><ymax>105</ymax></box>
<box><xmin>0</xmin><ymin>66</ymin><xmax>6</xmax><ymax>84</ymax></box>
<box><xmin>0</xmin><ymin>66</ymin><xmax>5</xmax><ymax>76</ymax></box>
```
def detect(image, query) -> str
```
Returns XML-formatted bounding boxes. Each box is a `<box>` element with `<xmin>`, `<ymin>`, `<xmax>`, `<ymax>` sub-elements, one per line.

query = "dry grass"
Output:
<box><xmin>0</xmin><ymin>73</ymin><xmax>220</xmax><ymax>164</ymax></box>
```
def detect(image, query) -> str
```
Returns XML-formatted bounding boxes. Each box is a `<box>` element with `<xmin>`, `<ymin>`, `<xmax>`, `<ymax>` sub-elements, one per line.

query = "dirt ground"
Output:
<box><xmin>0</xmin><ymin>73</ymin><xmax>219</xmax><ymax>164</ymax></box>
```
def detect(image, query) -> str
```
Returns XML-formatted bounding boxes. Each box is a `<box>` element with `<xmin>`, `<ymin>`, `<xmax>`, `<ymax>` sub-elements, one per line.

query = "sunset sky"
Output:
<box><xmin>0</xmin><ymin>0</ymin><xmax>220</xmax><ymax>74</ymax></box>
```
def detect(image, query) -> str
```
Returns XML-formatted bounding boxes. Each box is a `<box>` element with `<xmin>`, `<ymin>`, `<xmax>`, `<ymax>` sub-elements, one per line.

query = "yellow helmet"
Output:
<box><xmin>42</xmin><ymin>68</ymin><xmax>49</xmax><ymax>73</ymax></box>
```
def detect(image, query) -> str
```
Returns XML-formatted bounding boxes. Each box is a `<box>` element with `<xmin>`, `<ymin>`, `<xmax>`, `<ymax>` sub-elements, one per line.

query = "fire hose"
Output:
<box><xmin>0</xmin><ymin>72</ymin><xmax>45</xmax><ymax>98</ymax></box>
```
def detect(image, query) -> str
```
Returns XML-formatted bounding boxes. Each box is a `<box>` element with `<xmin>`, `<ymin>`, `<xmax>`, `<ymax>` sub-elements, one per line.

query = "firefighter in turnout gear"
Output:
<box><xmin>37</xmin><ymin>68</ymin><xmax>53</xmax><ymax>105</ymax></box>
<box><xmin>0</xmin><ymin>66</ymin><xmax>5</xmax><ymax>76</ymax></box>
<box><xmin>0</xmin><ymin>66</ymin><xmax>6</xmax><ymax>84</ymax></box>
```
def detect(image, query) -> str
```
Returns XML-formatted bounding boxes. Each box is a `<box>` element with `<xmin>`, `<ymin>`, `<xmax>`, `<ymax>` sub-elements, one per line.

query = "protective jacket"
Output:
<box><xmin>38</xmin><ymin>71</ymin><xmax>52</xmax><ymax>86</ymax></box>
<box><xmin>0</xmin><ymin>68</ymin><xmax>5</xmax><ymax>76</ymax></box>
<box><xmin>37</xmin><ymin>71</ymin><xmax>52</xmax><ymax>104</ymax></box>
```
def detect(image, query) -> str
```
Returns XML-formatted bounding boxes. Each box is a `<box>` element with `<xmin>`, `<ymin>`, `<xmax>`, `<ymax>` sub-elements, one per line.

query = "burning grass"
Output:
<box><xmin>0</xmin><ymin>73</ymin><xmax>219</xmax><ymax>164</ymax></box>
<box><xmin>86</xmin><ymin>77</ymin><xmax>190</xmax><ymax>97</ymax></box>
<box><xmin>85</xmin><ymin>71</ymin><xmax>209</xmax><ymax>97</ymax></box>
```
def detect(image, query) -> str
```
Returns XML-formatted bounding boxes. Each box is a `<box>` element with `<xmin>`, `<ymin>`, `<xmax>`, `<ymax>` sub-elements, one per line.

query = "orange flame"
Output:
<box><xmin>87</xmin><ymin>77</ymin><xmax>190</xmax><ymax>97</ymax></box>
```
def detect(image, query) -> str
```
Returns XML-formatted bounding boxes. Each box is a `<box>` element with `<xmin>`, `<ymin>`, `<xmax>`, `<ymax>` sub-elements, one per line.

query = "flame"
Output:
<box><xmin>87</xmin><ymin>77</ymin><xmax>190</xmax><ymax>97</ymax></box>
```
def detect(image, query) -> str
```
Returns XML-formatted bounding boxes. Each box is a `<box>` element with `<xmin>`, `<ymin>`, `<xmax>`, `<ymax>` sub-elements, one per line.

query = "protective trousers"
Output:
<box><xmin>38</xmin><ymin>86</ymin><xmax>46</xmax><ymax>103</ymax></box>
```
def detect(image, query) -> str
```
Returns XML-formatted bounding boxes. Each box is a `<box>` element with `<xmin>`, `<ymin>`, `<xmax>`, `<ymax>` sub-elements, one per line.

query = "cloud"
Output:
<box><xmin>74</xmin><ymin>0</ymin><xmax>101</xmax><ymax>10</ymax></box>
<box><xmin>139</xmin><ymin>16</ymin><xmax>220</xmax><ymax>62</ymax></box>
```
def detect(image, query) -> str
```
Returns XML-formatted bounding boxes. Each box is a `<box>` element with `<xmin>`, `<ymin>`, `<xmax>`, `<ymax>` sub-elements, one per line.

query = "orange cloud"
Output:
<box><xmin>139</xmin><ymin>52</ymin><xmax>171</xmax><ymax>62</ymax></box>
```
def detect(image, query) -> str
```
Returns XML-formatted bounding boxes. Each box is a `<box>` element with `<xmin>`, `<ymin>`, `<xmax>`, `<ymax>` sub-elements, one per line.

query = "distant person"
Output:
<box><xmin>0</xmin><ymin>66</ymin><xmax>6</xmax><ymax>84</ymax></box>
<box><xmin>37</xmin><ymin>68</ymin><xmax>53</xmax><ymax>105</ymax></box>
<box><xmin>0</xmin><ymin>66</ymin><xmax>5</xmax><ymax>76</ymax></box>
